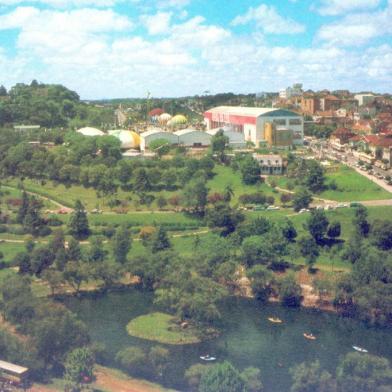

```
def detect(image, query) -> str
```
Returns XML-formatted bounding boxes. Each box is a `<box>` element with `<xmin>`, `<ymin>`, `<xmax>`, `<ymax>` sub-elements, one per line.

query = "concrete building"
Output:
<box><xmin>355</xmin><ymin>94</ymin><xmax>376</xmax><ymax>106</ymax></box>
<box><xmin>279</xmin><ymin>83</ymin><xmax>303</xmax><ymax>99</ymax></box>
<box><xmin>252</xmin><ymin>154</ymin><xmax>284</xmax><ymax>175</ymax></box>
<box><xmin>140</xmin><ymin>129</ymin><xmax>178</xmax><ymax>151</ymax></box>
<box><xmin>264</xmin><ymin>122</ymin><xmax>293</xmax><ymax>148</ymax></box>
<box><xmin>174</xmin><ymin>129</ymin><xmax>211</xmax><ymax>147</ymax></box>
<box><xmin>207</xmin><ymin>126</ymin><xmax>246</xmax><ymax>148</ymax></box>
<box><xmin>204</xmin><ymin>106</ymin><xmax>303</xmax><ymax>146</ymax></box>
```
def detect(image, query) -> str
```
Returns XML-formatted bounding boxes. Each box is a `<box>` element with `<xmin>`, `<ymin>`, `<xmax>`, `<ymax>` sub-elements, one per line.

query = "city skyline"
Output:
<box><xmin>0</xmin><ymin>0</ymin><xmax>392</xmax><ymax>99</ymax></box>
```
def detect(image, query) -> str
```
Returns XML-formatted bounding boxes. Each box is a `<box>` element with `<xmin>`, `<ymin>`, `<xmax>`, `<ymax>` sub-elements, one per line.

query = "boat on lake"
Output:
<box><xmin>353</xmin><ymin>346</ymin><xmax>368</xmax><ymax>353</ymax></box>
<box><xmin>268</xmin><ymin>317</ymin><xmax>283</xmax><ymax>324</ymax></box>
<box><xmin>200</xmin><ymin>355</ymin><xmax>216</xmax><ymax>361</ymax></box>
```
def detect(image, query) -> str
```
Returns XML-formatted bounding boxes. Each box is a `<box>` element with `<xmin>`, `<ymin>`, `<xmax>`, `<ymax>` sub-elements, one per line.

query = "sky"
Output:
<box><xmin>0</xmin><ymin>0</ymin><xmax>392</xmax><ymax>99</ymax></box>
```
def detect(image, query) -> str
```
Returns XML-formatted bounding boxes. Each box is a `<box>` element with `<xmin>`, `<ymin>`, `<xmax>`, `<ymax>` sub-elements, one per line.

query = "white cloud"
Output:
<box><xmin>316</xmin><ymin>3</ymin><xmax>392</xmax><ymax>46</ymax></box>
<box><xmin>232</xmin><ymin>3</ymin><xmax>305</xmax><ymax>34</ymax></box>
<box><xmin>141</xmin><ymin>11</ymin><xmax>172</xmax><ymax>35</ymax></box>
<box><xmin>316</xmin><ymin>0</ymin><xmax>381</xmax><ymax>16</ymax></box>
<box><xmin>0</xmin><ymin>0</ymin><xmax>121</xmax><ymax>7</ymax></box>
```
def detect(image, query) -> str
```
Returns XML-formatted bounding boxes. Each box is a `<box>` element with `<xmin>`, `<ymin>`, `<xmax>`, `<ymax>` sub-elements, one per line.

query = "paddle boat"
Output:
<box><xmin>303</xmin><ymin>333</ymin><xmax>316</xmax><ymax>340</ymax></box>
<box><xmin>200</xmin><ymin>355</ymin><xmax>216</xmax><ymax>361</ymax></box>
<box><xmin>353</xmin><ymin>346</ymin><xmax>368</xmax><ymax>353</ymax></box>
<box><xmin>268</xmin><ymin>317</ymin><xmax>283</xmax><ymax>324</ymax></box>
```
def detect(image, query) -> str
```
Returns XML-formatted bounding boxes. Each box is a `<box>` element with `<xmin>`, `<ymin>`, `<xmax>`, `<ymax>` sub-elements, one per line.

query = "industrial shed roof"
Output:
<box><xmin>205</xmin><ymin>106</ymin><xmax>301</xmax><ymax>118</ymax></box>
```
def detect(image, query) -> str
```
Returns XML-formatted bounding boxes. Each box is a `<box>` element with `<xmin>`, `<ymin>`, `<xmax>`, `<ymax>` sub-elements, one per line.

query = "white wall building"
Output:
<box><xmin>207</xmin><ymin>126</ymin><xmax>246</xmax><ymax>148</ymax></box>
<box><xmin>204</xmin><ymin>106</ymin><xmax>303</xmax><ymax>146</ymax></box>
<box><xmin>354</xmin><ymin>94</ymin><xmax>375</xmax><ymax>106</ymax></box>
<box><xmin>174</xmin><ymin>129</ymin><xmax>211</xmax><ymax>147</ymax></box>
<box><xmin>140</xmin><ymin>129</ymin><xmax>178</xmax><ymax>151</ymax></box>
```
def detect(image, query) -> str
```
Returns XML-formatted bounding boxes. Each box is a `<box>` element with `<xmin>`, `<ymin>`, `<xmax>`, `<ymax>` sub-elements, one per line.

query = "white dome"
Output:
<box><xmin>111</xmin><ymin>130</ymin><xmax>140</xmax><ymax>149</ymax></box>
<box><xmin>77</xmin><ymin>127</ymin><xmax>104</xmax><ymax>137</ymax></box>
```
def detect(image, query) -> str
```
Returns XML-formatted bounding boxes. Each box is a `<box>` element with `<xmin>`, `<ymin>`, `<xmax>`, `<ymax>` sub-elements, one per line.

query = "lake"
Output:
<box><xmin>64</xmin><ymin>289</ymin><xmax>392</xmax><ymax>392</ymax></box>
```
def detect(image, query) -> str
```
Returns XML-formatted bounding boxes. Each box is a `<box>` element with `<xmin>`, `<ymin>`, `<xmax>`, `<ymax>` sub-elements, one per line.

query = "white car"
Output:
<box><xmin>299</xmin><ymin>208</ymin><xmax>310</xmax><ymax>214</ymax></box>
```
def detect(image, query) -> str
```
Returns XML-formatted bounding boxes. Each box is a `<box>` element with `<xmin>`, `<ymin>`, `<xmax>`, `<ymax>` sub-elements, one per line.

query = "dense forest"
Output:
<box><xmin>0</xmin><ymin>81</ymin><xmax>113</xmax><ymax>129</ymax></box>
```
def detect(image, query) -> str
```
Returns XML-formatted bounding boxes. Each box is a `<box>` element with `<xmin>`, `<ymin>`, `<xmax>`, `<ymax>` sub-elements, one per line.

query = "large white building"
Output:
<box><xmin>140</xmin><ymin>129</ymin><xmax>178</xmax><ymax>151</ymax></box>
<box><xmin>174</xmin><ymin>129</ymin><xmax>211</xmax><ymax>147</ymax></box>
<box><xmin>204</xmin><ymin>106</ymin><xmax>304</xmax><ymax>146</ymax></box>
<box><xmin>354</xmin><ymin>94</ymin><xmax>376</xmax><ymax>107</ymax></box>
<box><xmin>207</xmin><ymin>126</ymin><xmax>246</xmax><ymax>148</ymax></box>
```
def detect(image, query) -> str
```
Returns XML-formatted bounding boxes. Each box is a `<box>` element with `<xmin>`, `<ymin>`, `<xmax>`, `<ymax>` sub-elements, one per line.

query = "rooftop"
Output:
<box><xmin>206</xmin><ymin>106</ymin><xmax>281</xmax><ymax>117</ymax></box>
<box><xmin>0</xmin><ymin>360</ymin><xmax>29</xmax><ymax>375</ymax></box>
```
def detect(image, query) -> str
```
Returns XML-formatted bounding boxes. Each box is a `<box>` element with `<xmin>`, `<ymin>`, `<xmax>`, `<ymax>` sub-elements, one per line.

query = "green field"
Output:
<box><xmin>5</xmin><ymin>164</ymin><xmax>281</xmax><ymax>212</ymax></box>
<box><xmin>127</xmin><ymin>312</ymin><xmax>202</xmax><ymax>344</ymax></box>
<box><xmin>275</xmin><ymin>164</ymin><xmax>391</xmax><ymax>202</ymax></box>
<box><xmin>208</xmin><ymin>165</ymin><xmax>279</xmax><ymax>203</ymax></box>
<box><xmin>321</xmin><ymin>165</ymin><xmax>391</xmax><ymax>201</ymax></box>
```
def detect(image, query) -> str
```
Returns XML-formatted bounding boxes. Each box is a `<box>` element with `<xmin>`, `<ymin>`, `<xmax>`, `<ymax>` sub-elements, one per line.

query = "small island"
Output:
<box><xmin>127</xmin><ymin>312</ymin><xmax>215</xmax><ymax>345</ymax></box>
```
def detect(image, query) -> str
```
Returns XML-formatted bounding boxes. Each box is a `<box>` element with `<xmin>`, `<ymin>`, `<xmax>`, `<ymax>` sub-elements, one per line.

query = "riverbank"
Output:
<box><xmin>31</xmin><ymin>365</ymin><xmax>176</xmax><ymax>392</ymax></box>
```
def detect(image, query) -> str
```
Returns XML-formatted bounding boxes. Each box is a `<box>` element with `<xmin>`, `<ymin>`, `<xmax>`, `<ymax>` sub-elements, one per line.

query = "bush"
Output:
<box><xmin>7</xmin><ymin>226</ymin><xmax>27</xmax><ymax>235</ymax></box>
<box><xmin>38</xmin><ymin>226</ymin><xmax>52</xmax><ymax>237</ymax></box>
<box><xmin>102</xmin><ymin>225</ymin><xmax>116</xmax><ymax>238</ymax></box>
<box><xmin>278</xmin><ymin>274</ymin><xmax>302</xmax><ymax>307</ymax></box>
<box><xmin>46</xmin><ymin>215</ymin><xmax>63</xmax><ymax>227</ymax></box>
<box><xmin>239</xmin><ymin>193</ymin><xmax>266</xmax><ymax>205</ymax></box>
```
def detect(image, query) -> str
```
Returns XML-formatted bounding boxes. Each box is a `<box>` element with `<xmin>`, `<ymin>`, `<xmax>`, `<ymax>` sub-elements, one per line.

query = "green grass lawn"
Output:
<box><xmin>208</xmin><ymin>165</ymin><xmax>279</xmax><ymax>204</ymax></box>
<box><xmin>127</xmin><ymin>312</ymin><xmax>202</xmax><ymax>344</ymax></box>
<box><xmin>0</xmin><ymin>241</ymin><xmax>25</xmax><ymax>263</ymax></box>
<box><xmin>275</xmin><ymin>164</ymin><xmax>391</xmax><ymax>202</ymax></box>
<box><xmin>321</xmin><ymin>165</ymin><xmax>391</xmax><ymax>201</ymax></box>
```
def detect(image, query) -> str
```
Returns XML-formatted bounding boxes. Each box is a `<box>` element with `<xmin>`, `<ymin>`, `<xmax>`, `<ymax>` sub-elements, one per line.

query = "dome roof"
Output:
<box><xmin>149</xmin><ymin>108</ymin><xmax>164</xmax><ymax>117</ymax></box>
<box><xmin>77</xmin><ymin>127</ymin><xmax>104</xmax><ymax>137</ymax></box>
<box><xmin>108</xmin><ymin>129</ymin><xmax>122</xmax><ymax>137</ymax></box>
<box><xmin>167</xmin><ymin>114</ymin><xmax>187</xmax><ymax>127</ymax></box>
<box><xmin>111</xmin><ymin>130</ymin><xmax>140</xmax><ymax>149</ymax></box>
<box><xmin>158</xmin><ymin>113</ymin><xmax>172</xmax><ymax>124</ymax></box>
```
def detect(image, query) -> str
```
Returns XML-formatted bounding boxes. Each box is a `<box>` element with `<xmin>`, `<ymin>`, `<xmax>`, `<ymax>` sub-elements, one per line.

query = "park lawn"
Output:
<box><xmin>320</xmin><ymin>165</ymin><xmax>391</xmax><ymax>201</ymax></box>
<box><xmin>0</xmin><ymin>241</ymin><xmax>26</xmax><ymax>263</ymax></box>
<box><xmin>208</xmin><ymin>165</ymin><xmax>280</xmax><ymax>204</ymax></box>
<box><xmin>275</xmin><ymin>165</ymin><xmax>391</xmax><ymax>202</ymax></box>
<box><xmin>127</xmin><ymin>312</ymin><xmax>202</xmax><ymax>345</ymax></box>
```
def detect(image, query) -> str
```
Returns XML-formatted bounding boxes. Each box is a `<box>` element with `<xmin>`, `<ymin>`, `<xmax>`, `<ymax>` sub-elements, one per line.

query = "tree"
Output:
<box><xmin>281</xmin><ymin>219</ymin><xmax>297</xmax><ymax>242</ymax></box>
<box><xmin>292</xmin><ymin>188</ymin><xmax>312</xmax><ymax>212</ymax></box>
<box><xmin>299</xmin><ymin>236</ymin><xmax>320</xmax><ymax>270</ymax></box>
<box><xmin>371</xmin><ymin>220</ymin><xmax>392</xmax><ymax>250</ymax></box>
<box><xmin>205</xmin><ymin>203</ymin><xmax>244</xmax><ymax>236</ymax></box>
<box><xmin>353</xmin><ymin>205</ymin><xmax>370</xmax><ymax>238</ymax></box>
<box><xmin>280</xmin><ymin>193</ymin><xmax>293</xmax><ymax>206</ymax></box>
<box><xmin>42</xmin><ymin>269</ymin><xmax>64</xmax><ymax>295</ymax></box>
<box><xmin>199</xmin><ymin>361</ymin><xmax>247</xmax><ymax>392</ymax></box>
<box><xmin>185</xmin><ymin>364</ymin><xmax>211</xmax><ymax>391</ymax></box>
<box><xmin>68</xmin><ymin>238</ymin><xmax>82</xmax><ymax>261</ymax></box>
<box><xmin>305</xmin><ymin>210</ymin><xmax>329</xmax><ymax>242</ymax></box>
<box><xmin>115</xmin><ymin>346</ymin><xmax>147</xmax><ymax>375</ymax></box>
<box><xmin>211</xmin><ymin>130</ymin><xmax>229</xmax><ymax>162</ymax></box>
<box><xmin>336</xmin><ymin>353</ymin><xmax>392</xmax><ymax>392</ymax></box>
<box><xmin>150</xmin><ymin>226</ymin><xmax>171</xmax><ymax>253</ymax></box>
<box><xmin>327</xmin><ymin>221</ymin><xmax>341</xmax><ymax>239</ymax></box>
<box><xmin>88</xmin><ymin>236</ymin><xmax>107</xmax><ymax>263</ymax></box>
<box><xmin>112</xmin><ymin>224</ymin><xmax>132</xmax><ymax>264</ymax></box>
<box><xmin>223</xmin><ymin>184</ymin><xmax>234</xmax><ymax>203</ymax></box>
<box><xmin>341</xmin><ymin>235</ymin><xmax>363</xmax><ymax>264</ymax></box>
<box><xmin>290</xmin><ymin>360</ymin><xmax>336</xmax><ymax>392</ymax></box>
<box><xmin>0</xmin><ymin>85</ymin><xmax>7</xmax><ymax>96</ymax></box>
<box><xmin>68</xmin><ymin>200</ymin><xmax>90</xmax><ymax>239</ymax></box>
<box><xmin>149</xmin><ymin>138</ymin><xmax>171</xmax><ymax>157</ymax></box>
<box><xmin>31</xmin><ymin>302</ymin><xmax>89</xmax><ymax>367</ymax></box>
<box><xmin>148</xmin><ymin>345</ymin><xmax>169</xmax><ymax>376</ymax></box>
<box><xmin>63</xmin><ymin>261</ymin><xmax>89</xmax><ymax>294</ymax></box>
<box><xmin>133</xmin><ymin>168</ymin><xmax>151</xmax><ymax>192</ymax></box>
<box><xmin>247</xmin><ymin>265</ymin><xmax>276</xmax><ymax>302</ymax></box>
<box><xmin>305</xmin><ymin>160</ymin><xmax>325</xmax><ymax>193</ymax></box>
<box><xmin>241</xmin><ymin>367</ymin><xmax>263</xmax><ymax>392</ymax></box>
<box><xmin>0</xmin><ymin>275</ymin><xmax>36</xmax><ymax>326</ymax></box>
<box><xmin>17</xmin><ymin>191</ymin><xmax>29</xmax><ymax>224</ymax></box>
<box><xmin>240</xmin><ymin>155</ymin><xmax>261</xmax><ymax>185</ymax></box>
<box><xmin>278</xmin><ymin>273</ymin><xmax>302</xmax><ymax>307</ymax></box>
<box><xmin>183</xmin><ymin>179</ymin><xmax>208</xmax><ymax>213</ymax></box>
<box><xmin>64</xmin><ymin>347</ymin><xmax>95</xmax><ymax>391</ymax></box>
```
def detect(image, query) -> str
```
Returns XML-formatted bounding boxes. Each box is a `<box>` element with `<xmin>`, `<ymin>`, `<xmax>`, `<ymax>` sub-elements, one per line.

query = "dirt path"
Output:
<box><xmin>2</xmin><ymin>185</ymin><xmax>70</xmax><ymax>210</ymax></box>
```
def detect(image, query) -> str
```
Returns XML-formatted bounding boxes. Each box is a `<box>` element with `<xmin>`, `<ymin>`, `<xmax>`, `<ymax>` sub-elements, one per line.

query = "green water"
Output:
<box><xmin>64</xmin><ymin>290</ymin><xmax>392</xmax><ymax>391</ymax></box>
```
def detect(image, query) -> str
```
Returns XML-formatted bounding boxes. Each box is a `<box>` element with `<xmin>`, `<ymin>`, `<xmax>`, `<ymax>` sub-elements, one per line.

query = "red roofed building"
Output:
<box><xmin>353</xmin><ymin>134</ymin><xmax>392</xmax><ymax>168</ymax></box>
